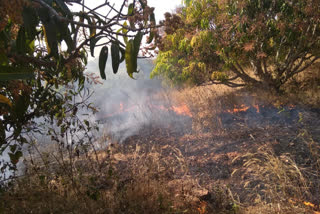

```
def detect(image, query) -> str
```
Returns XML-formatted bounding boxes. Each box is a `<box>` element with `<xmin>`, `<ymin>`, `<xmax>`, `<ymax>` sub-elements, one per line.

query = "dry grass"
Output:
<box><xmin>0</xmin><ymin>139</ymin><xmax>223</xmax><ymax>214</ymax></box>
<box><xmin>231</xmin><ymin>139</ymin><xmax>320</xmax><ymax>214</ymax></box>
<box><xmin>284</xmin><ymin>62</ymin><xmax>320</xmax><ymax>107</ymax></box>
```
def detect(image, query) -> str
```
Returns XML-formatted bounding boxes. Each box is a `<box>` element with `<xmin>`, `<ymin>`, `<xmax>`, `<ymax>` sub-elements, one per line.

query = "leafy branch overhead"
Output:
<box><xmin>0</xmin><ymin>0</ymin><xmax>158</xmax><ymax>166</ymax></box>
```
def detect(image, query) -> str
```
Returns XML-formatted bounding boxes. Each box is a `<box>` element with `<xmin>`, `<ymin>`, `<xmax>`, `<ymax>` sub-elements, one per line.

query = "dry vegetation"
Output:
<box><xmin>1</xmin><ymin>68</ymin><xmax>320</xmax><ymax>213</ymax></box>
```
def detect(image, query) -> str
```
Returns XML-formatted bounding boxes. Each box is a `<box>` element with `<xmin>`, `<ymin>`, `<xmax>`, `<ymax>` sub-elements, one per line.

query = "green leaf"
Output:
<box><xmin>80</xmin><ymin>13</ymin><xmax>96</xmax><ymax>38</ymax></box>
<box><xmin>0</xmin><ymin>72</ymin><xmax>34</xmax><ymax>80</ymax></box>
<box><xmin>128</xmin><ymin>3</ymin><xmax>135</xmax><ymax>28</ymax></box>
<box><xmin>56</xmin><ymin>20</ymin><xmax>74</xmax><ymax>53</ymax></box>
<box><xmin>119</xmin><ymin>47</ymin><xmax>125</xmax><ymax>63</ymax></box>
<box><xmin>10</xmin><ymin>145</ymin><xmax>17</xmax><ymax>153</ymax></box>
<box><xmin>90</xmin><ymin>17</ymin><xmax>96</xmax><ymax>37</ymax></box>
<box><xmin>147</xmin><ymin>31</ymin><xmax>154</xmax><ymax>44</ymax></box>
<box><xmin>99</xmin><ymin>46</ymin><xmax>108</xmax><ymax>80</ymax></box>
<box><xmin>9</xmin><ymin>151</ymin><xmax>23</xmax><ymax>165</ymax></box>
<box><xmin>124</xmin><ymin>32</ymin><xmax>143</xmax><ymax>78</ymax></box>
<box><xmin>150</xmin><ymin>12</ymin><xmax>156</xmax><ymax>24</ymax></box>
<box><xmin>90</xmin><ymin>36</ymin><xmax>103</xmax><ymax>57</ymax></box>
<box><xmin>147</xmin><ymin>13</ymin><xmax>156</xmax><ymax>44</ymax></box>
<box><xmin>0</xmin><ymin>52</ymin><xmax>8</xmax><ymax>65</ymax></box>
<box><xmin>139</xmin><ymin>0</ymin><xmax>146</xmax><ymax>9</ymax></box>
<box><xmin>43</xmin><ymin>0</ymin><xmax>53</xmax><ymax>5</ymax></box>
<box><xmin>22</xmin><ymin>7</ymin><xmax>39</xmax><ymax>40</ymax></box>
<box><xmin>85</xmin><ymin>15</ymin><xmax>96</xmax><ymax>38</ymax></box>
<box><xmin>111</xmin><ymin>41</ymin><xmax>120</xmax><ymax>74</ymax></box>
<box><xmin>122</xmin><ymin>22</ymin><xmax>129</xmax><ymax>44</ymax></box>
<box><xmin>0</xmin><ymin>65</ymin><xmax>34</xmax><ymax>81</ymax></box>
<box><xmin>38</xmin><ymin>7</ymin><xmax>59</xmax><ymax>57</ymax></box>
<box><xmin>54</xmin><ymin>0</ymin><xmax>72</xmax><ymax>17</ymax></box>
<box><xmin>16</xmin><ymin>26</ymin><xmax>27</xmax><ymax>54</ymax></box>
<box><xmin>133</xmin><ymin>31</ymin><xmax>143</xmax><ymax>56</ymax></box>
<box><xmin>125</xmin><ymin>40</ymin><xmax>138</xmax><ymax>79</ymax></box>
<box><xmin>43</xmin><ymin>22</ymin><xmax>59</xmax><ymax>57</ymax></box>
<box><xmin>128</xmin><ymin>3</ymin><xmax>134</xmax><ymax>16</ymax></box>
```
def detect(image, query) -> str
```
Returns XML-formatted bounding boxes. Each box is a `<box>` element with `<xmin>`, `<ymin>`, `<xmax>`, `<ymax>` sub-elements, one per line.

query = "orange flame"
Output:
<box><xmin>172</xmin><ymin>104</ymin><xmax>193</xmax><ymax>117</ymax></box>
<box><xmin>227</xmin><ymin>104</ymin><xmax>250</xmax><ymax>113</ymax></box>
<box><xmin>103</xmin><ymin>102</ymin><xmax>193</xmax><ymax>119</ymax></box>
<box><xmin>226</xmin><ymin>104</ymin><xmax>262</xmax><ymax>113</ymax></box>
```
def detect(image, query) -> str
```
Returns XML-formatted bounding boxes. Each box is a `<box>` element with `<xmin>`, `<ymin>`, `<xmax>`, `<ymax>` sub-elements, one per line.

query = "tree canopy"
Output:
<box><xmin>0</xmin><ymin>0</ymin><xmax>157</xmax><ymax>170</ymax></box>
<box><xmin>151</xmin><ymin>0</ymin><xmax>320</xmax><ymax>91</ymax></box>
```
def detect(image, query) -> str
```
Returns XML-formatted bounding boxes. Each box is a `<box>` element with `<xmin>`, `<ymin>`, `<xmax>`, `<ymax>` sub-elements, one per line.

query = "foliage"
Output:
<box><xmin>0</xmin><ymin>0</ymin><xmax>157</xmax><ymax>172</ymax></box>
<box><xmin>152</xmin><ymin>0</ymin><xmax>320</xmax><ymax>91</ymax></box>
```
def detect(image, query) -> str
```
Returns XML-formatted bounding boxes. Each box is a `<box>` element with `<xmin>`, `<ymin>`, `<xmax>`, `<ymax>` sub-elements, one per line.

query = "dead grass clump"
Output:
<box><xmin>171</xmin><ymin>85</ymin><xmax>237</xmax><ymax>133</ymax></box>
<box><xmin>283</xmin><ymin>62</ymin><xmax>320</xmax><ymax>107</ymax></box>
<box><xmin>0</xmin><ymin>141</ymin><xmax>207</xmax><ymax>213</ymax></box>
<box><xmin>232</xmin><ymin>145</ymin><xmax>317</xmax><ymax>213</ymax></box>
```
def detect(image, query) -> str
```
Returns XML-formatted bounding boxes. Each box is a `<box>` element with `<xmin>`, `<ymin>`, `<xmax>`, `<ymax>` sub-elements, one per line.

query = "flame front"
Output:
<box><xmin>227</xmin><ymin>104</ymin><xmax>250</xmax><ymax>113</ymax></box>
<box><xmin>227</xmin><ymin>104</ymin><xmax>260</xmax><ymax>113</ymax></box>
<box><xmin>102</xmin><ymin>102</ymin><xmax>193</xmax><ymax>119</ymax></box>
<box><xmin>172</xmin><ymin>104</ymin><xmax>192</xmax><ymax>117</ymax></box>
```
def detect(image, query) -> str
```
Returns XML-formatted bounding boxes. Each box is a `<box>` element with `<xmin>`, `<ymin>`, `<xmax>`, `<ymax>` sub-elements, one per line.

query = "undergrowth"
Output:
<box><xmin>1</xmin><ymin>71</ymin><xmax>320</xmax><ymax>213</ymax></box>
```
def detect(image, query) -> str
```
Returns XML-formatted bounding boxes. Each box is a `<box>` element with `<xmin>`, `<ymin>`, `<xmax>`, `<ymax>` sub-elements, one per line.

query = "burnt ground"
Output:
<box><xmin>114</xmin><ymin>105</ymin><xmax>320</xmax><ymax>211</ymax></box>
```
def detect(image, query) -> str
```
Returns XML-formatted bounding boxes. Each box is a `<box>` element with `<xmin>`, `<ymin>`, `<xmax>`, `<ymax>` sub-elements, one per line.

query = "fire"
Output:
<box><xmin>171</xmin><ymin>104</ymin><xmax>193</xmax><ymax>117</ymax></box>
<box><xmin>227</xmin><ymin>104</ymin><xmax>260</xmax><ymax>113</ymax></box>
<box><xmin>227</xmin><ymin>104</ymin><xmax>249</xmax><ymax>113</ymax></box>
<box><xmin>253</xmin><ymin>104</ymin><xmax>260</xmax><ymax>113</ymax></box>
<box><xmin>289</xmin><ymin>199</ymin><xmax>319</xmax><ymax>213</ymax></box>
<box><xmin>101</xmin><ymin>102</ymin><xmax>193</xmax><ymax>119</ymax></box>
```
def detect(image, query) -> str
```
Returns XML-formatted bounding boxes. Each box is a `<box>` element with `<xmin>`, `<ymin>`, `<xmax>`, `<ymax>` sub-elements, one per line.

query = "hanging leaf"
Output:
<box><xmin>43</xmin><ymin>0</ymin><xmax>53</xmax><ymax>5</ymax></box>
<box><xmin>90</xmin><ymin>17</ymin><xmax>96</xmax><ymax>37</ymax></box>
<box><xmin>133</xmin><ymin>31</ymin><xmax>143</xmax><ymax>56</ymax></box>
<box><xmin>0</xmin><ymin>94</ymin><xmax>12</xmax><ymax>107</ymax></box>
<box><xmin>139</xmin><ymin>0</ymin><xmax>146</xmax><ymax>9</ymax></box>
<box><xmin>22</xmin><ymin>7</ymin><xmax>39</xmax><ymax>41</ymax></box>
<box><xmin>119</xmin><ymin>47</ymin><xmax>125</xmax><ymax>63</ymax></box>
<box><xmin>90</xmin><ymin>36</ymin><xmax>103</xmax><ymax>57</ymax></box>
<box><xmin>9</xmin><ymin>151</ymin><xmax>23</xmax><ymax>165</ymax></box>
<box><xmin>128</xmin><ymin>3</ymin><xmax>135</xmax><ymax>28</ymax></box>
<box><xmin>0</xmin><ymin>72</ymin><xmax>34</xmax><ymax>80</ymax></box>
<box><xmin>55</xmin><ymin>0</ymin><xmax>72</xmax><ymax>17</ymax></box>
<box><xmin>125</xmin><ymin>40</ymin><xmax>136</xmax><ymax>78</ymax></box>
<box><xmin>38</xmin><ymin>7</ymin><xmax>59</xmax><ymax>57</ymax></box>
<box><xmin>42</xmin><ymin>23</ymin><xmax>58</xmax><ymax>57</ymax></box>
<box><xmin>78</xmin><ymin>12</ymin><xmax>95</xmax><ymax>38</ymax></box>
<box><xmin>147</xmin><ymin>31</ymin><xmax>155</xmax><ymax>44</ymax></box>
<box><xmin>99</xmin><ymin>46</ymin><xmax>108</xmax><ymax>80</ymax></box>
<box><xmin>0</xmin><ymin>65</ymin><xmax>34</xmax><ymax>80</ymax></box>
<box><xmin>56</xmin><ymin>19</ymin><xmax>75</xmax><ymax>53</ymax></box>
<box><xmin>85</xmin><ymin>14</ymin><xmax>96</xmax><ymax>38</ymax></box>
<box><xmin>111</xmin><ymin>41</ymin><xmax>120</xmax><ymax>74</ymax></box>
<box><xmin>16</xmin><ymin>26</ymin><xmax>27</xmax><ymax>54</ymax></box>
<box><xmin>122</xmin><ymin>22</ymin><xmax>129</xmax><ymax>44</ymax></box>
<box><xmin>150</xmin><ymin>12</ymin><xmax>156</xmax><ymax>25</ymax></box>
<box><xmin>125</xmin><ymin>32</ymin><xmax>143</xmax><ymax>78</ymax></box>
<box><xmin>128</xmin><ymin>3</ymin><xmax>134</xmax><ymax>16</ymax></box>
<box><xmin>147</xmin><ymin>12</ymin><xmax>156</xmax><ymax>43</ymax></box>
<box><xmin>0</xmin><ymin>52</ymin><xmax>8</xmax><ymax>66</ymax></box>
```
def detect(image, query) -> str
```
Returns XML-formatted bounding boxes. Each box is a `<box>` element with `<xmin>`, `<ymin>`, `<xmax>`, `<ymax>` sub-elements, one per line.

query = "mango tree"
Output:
<box><xmin>152</xmin><ymin>0</ymin><xmax>320</xmax><ymax>91</ymax></box>
<box><xmin>0</xmin><ymin>0</ymin><xmax>157</xmax><ymax>171</ymax></box>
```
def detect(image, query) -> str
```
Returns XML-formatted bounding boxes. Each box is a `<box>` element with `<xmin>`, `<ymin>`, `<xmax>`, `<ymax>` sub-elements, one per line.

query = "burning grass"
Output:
<box><xmin>1</xmin><ymin>84</ymin><xmax>320</xmax><ymax>213</ymax></box>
